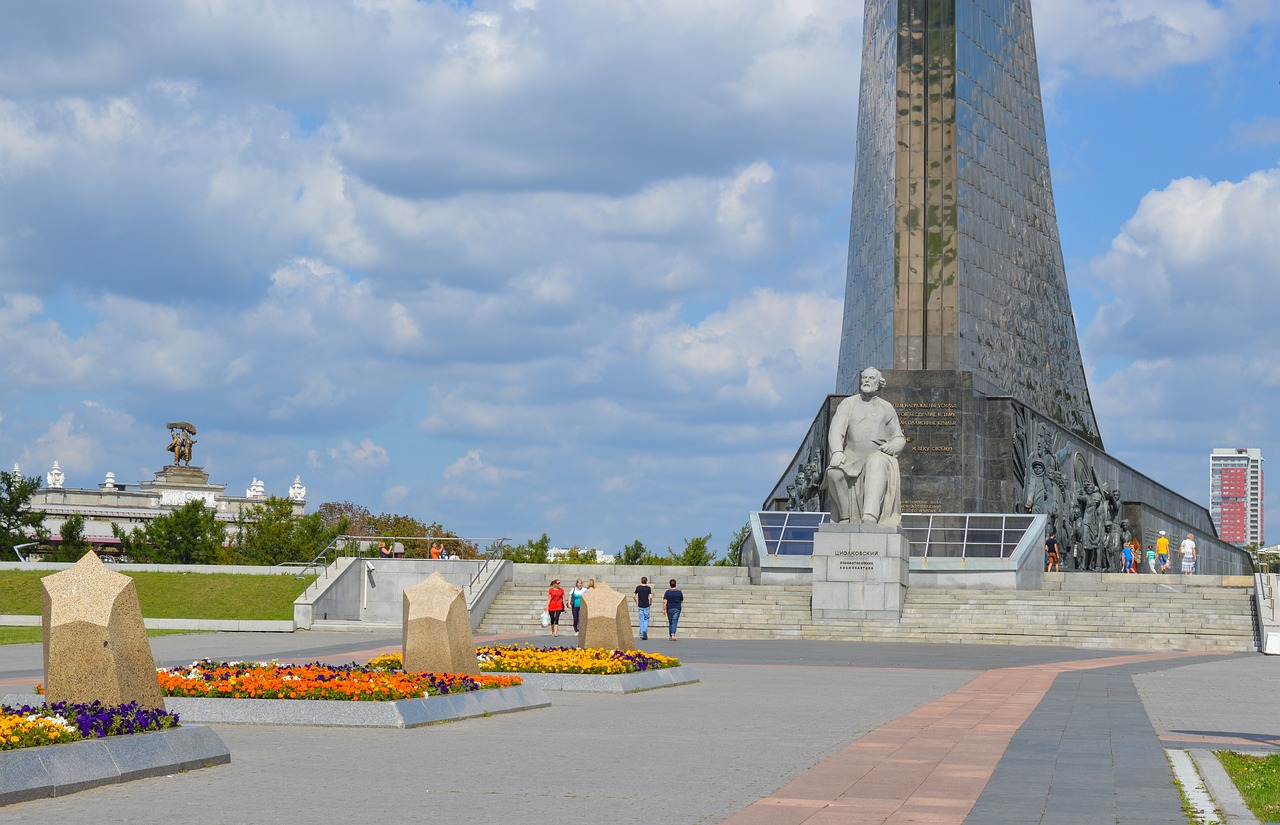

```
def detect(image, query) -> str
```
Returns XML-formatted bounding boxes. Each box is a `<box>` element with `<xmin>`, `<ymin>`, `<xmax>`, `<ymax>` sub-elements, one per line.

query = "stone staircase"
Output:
<box><xmin>475</xmin><ymin>574</ymin><xmax>1257</xmax><ymax>652</ymax></box>
<box><xmin>476</xmin><ymin>582</ymin><xmax>815</xmax><ymax>638</ymax></box>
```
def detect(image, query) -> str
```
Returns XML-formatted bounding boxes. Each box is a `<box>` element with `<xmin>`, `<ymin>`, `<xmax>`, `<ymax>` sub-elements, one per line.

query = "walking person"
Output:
<box><xmin>568</xmin><ymin>579</ymin><xmax>588</xmax><ymax>633</ymax></box>
<box><xmin>1044</xmin><ymin>531</ymin><xmax>1060</xmax><ymax>573</ymax></box>
<box><xmin>662</xmin><ymin>579</ymin><xmax>683</xmax><ymax>641</ymax></box>
<box><xmin>1180</xmin><ymin>533</ymin><xmax>1197</xmax><ymax>575</ymax></box>
<box><xmin>634</xmin><ymin>577</ymin><xmax>653</xmax><ymax>641</ymax></box>
<box><xmin>1145</xmin><ymin>544</ymin><xmax>1157</xmax><ymax>574</ymax></box>
<box><xmin>1156</xmin><ymin>531</ymin><xmax>1170</xmax><ymax>573</ymax></box>
<box><xmin>546</xmin><ymin>579</ymin><xmax>566</xmax><ymax>637</ymax></box>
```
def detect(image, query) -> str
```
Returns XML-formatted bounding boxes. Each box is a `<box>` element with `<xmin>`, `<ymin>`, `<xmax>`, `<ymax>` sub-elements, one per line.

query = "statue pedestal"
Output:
<box><xmin>138</xmin><ymin>467</ymin><xmax>224</xmax><ymax>509</ymax></box>
<box><xmin>152</xmin><ymin>466</ymin><xmax>210</xmax><ymax>485</ymax></box>
<box><xmin>812</xmin><ymin>523</ymin><xmax>910</xmax><ymax>621</ymax></box>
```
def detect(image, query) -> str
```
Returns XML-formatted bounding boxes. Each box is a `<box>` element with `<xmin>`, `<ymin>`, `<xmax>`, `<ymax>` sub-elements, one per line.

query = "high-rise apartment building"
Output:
<box><xmin>1210</xmin><ymin>448</ymin><xmax>1264</xmax><ymax>547</ymax></box>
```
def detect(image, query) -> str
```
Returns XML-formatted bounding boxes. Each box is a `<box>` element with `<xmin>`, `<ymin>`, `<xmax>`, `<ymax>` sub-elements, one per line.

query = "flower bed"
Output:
<box><xmin>478</xmin><ymin>645</ymin><xmax>679</xmax><ymax>674</ymax></box>
<box><xmin>0</xmin><ymin>700</ymin><xmax>180</xmax><ymax>751</ymax></box>
<box><xmin>156</xmin><ymin>659</ymin><xmax>522</xmax><ymax>701</ymax></box>
<box><xmin>371</xmin><ymin>646</ymin><xmax>679</xmax><ymax>675</ymax></box>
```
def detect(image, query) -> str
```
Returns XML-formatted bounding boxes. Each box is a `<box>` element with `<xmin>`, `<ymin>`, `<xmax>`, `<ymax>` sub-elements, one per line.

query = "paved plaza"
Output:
<box><xmin>0</xmin><ymin>631</ymin><xmax>1276</xmax><ymax>824</ymax></box>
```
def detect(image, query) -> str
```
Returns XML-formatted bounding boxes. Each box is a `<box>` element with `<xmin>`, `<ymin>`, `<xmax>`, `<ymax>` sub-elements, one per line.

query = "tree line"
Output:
<box><xmin>1</xmin><ymin>469</ymin><xmax>749</xmax><ymax>568</ymax></box>
<box><xmin>502</xmin><ymin>525</ymin><xmax>750</xmax><ymax>567</ymax></box>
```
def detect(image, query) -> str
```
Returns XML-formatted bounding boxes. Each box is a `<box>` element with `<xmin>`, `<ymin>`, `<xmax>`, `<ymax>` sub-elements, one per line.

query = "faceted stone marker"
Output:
<box><xmin>812</xmin><ymin>524</ymin><xmax>911</xmax><ymax>621</ymax></box>
<box><xmin>578</xmin><ymin>583</ymin><xmax>635</xmax><ymax>650</ymax></box>
<box><xmin>41</xmin><ymin>552</ymin><xmax>165</xmax><ymax>708</ymax></box>
<box><xmin>403</xmin><ymin>572</ymin><xmax>478</xmax><ymax>675</ymax></box>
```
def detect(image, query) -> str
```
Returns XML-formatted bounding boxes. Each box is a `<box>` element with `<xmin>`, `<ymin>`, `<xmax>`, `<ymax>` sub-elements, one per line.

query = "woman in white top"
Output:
<box><xmin>1179</xmin><ymin>534</ymin><xmax>1196</xmax><ymax>574</ymax></box>
<box><xmin>568</xmin><ymin>579</ymin><xmax>589</xmax><ymax>632</ymax></box>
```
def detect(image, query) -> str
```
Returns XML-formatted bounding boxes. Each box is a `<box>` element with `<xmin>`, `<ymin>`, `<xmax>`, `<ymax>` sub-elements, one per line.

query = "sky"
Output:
<box><xmin>0</xmin><ymin>0</ymin><xmax>1277</xmax><ymax>555</ymax></box>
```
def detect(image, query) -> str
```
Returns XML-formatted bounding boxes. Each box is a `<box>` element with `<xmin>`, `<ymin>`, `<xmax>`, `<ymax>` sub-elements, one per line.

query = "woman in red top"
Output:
<box><xmin>546</xmin><ymin>579</ymin><xmax>566</xmax><ymax>637</ymax></box>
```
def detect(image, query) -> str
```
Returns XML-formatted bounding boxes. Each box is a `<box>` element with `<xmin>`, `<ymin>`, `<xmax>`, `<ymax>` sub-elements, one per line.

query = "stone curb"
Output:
<box><xmin>1191</xmin><ymin>749</ymin><xmax>1263</xmax><ymax>825</ymax></box>
<box><xmin>4</xmin><ymin>686</ymin><xmax>550</xmax><ymax>729</ymax></box>
<box><xmin>0</xmin><ymin>725</ymin><xmax>229</xmax><ymax>807</ymax></box>
<box><xmin>507</xmin><ymin>666</ymin><xmax>698</xmax><ymax>693</ymax></box>
<box><xmin>0</xmin><ymin>616</ymin><xmax>295</xmax><ymax>632</ymax></box>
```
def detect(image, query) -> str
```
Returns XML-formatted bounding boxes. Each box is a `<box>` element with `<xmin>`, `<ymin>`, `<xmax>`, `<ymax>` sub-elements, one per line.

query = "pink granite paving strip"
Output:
<box><xmin>719</xmin><ymin>651</ymin><xmax>1216</xmax><ymax>825</ymax></box>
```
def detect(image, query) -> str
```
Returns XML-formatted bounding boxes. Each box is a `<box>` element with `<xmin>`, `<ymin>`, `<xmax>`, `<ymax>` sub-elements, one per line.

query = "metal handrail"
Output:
<box><xmin>466</xmin><ymin>540</ymin><xmax>511</xmax><ymax>596</ymax></box>
<box><xmin>295</xmin><ymin>534</ymin><xmax>509</xmax><ymax>580</ymax></box>
<box><xmin>11</xmin><ymin>542</ymin><xmax>39</xmax><ymax>562</ymax></box>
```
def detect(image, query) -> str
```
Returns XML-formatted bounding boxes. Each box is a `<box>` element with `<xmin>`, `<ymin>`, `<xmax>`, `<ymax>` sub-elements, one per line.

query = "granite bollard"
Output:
<box><xmin>403</xmin><ymin>572</ymin><xmax>478</xmax><ymax>675</ymax></box>
<box><xmin>41</xmin><ymin>552</ymin><xmax>165</xmax><ymax>708</ymax></box>
<box><xmin>578</xmin><ymin>583</ymin><xmax>635</xmax><ymax>651</ymax></box>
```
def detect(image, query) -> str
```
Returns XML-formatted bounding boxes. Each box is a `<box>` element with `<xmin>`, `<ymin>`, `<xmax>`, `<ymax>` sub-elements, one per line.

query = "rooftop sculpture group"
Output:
<box><xmin>165</xmin><ymin>421</ymin><xmax>198</xmax><ymax>467</ymax></box>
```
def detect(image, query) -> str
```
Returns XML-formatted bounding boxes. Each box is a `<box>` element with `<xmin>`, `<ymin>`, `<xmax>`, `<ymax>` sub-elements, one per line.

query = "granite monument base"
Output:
<box><xmin>812</xmin><ymin>523</ymin><xmax>910</xmax><ymax>621</ymax></box>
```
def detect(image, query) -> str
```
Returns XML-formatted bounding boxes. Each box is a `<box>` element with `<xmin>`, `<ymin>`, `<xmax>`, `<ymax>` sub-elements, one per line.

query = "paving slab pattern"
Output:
<box><xmin>0</xmin><ymin>637</ymin><xmax>976</xmax><ymax>825</ymax></box>
<box><xmin>0</xmin><ymin>632</ymin><xmax>1272</xmax><ymax>824</ymax></box>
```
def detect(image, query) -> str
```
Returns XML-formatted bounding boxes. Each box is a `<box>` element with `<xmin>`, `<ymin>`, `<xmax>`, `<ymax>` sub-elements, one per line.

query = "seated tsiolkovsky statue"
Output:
<box><xmin>823</xmin><ymin>367</ymin><xmax>905</xmax><ymax>525</ymax></box>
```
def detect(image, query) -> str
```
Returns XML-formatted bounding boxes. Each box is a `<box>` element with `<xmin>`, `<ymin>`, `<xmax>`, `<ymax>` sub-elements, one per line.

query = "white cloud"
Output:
<box><xmin>1034</xmin><ymin>0</ymin><xmax>1279</xmax><ymax>83</ymax></box>
<box><xmin>1085</xmin><ymin>167</ymin><xmax>1280</xmax><ymax>360</ymax></box>
<box><xmin>383</xmin><ymin>484</ymin><xmax>409</xmax><ymax>506</ymax></box>
<box><xmin>440</xmin><ymin>449</ymin><xmax>529</xmax><ymax>502</ymax></box>
<box><xmin>636</xmin><ymin>288</ymin><xmax>840</xmax><ymax>405</ymax></box>
<box><xmin>324</xmin><ymin>439</ymin><xmax>390</xmax><ymax>471</ymax></box>
<box><xmin>1233</xmin><ymin>117</ymin><xmax>1280</xmax><ymax>148</ymax></box>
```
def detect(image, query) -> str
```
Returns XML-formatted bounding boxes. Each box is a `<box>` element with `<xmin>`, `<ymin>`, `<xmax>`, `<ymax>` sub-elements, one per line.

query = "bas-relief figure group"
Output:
<box><xmin>1013</xmin><ymin>409</ymin><xmax>1131</xmax><ymax>573</ymax></box>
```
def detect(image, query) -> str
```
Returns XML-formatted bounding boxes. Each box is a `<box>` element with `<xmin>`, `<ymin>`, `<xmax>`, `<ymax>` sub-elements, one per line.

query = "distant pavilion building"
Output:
<box><xmin>16</xmin><ymin>461</ymin><xmax>307</xmax><ymax>557</ymax></box>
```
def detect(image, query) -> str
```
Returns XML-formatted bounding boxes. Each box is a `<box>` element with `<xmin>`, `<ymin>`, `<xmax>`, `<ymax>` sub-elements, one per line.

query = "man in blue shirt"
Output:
<box><xmin>662</xmin><ymin>579</ymin><xmax>684</xmax><ymax>641</ymax></box>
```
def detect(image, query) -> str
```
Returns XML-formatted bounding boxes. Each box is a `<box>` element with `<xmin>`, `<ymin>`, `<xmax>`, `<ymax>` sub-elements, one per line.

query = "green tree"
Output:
<box><xmin>316</xmin><ymin>500</ymin><xmax>370</xmax><ymax>534</ymax></box>
<box><xmin>668</xmin><ymin>533</ymin><xmax>716</xmax><ymax>566</ymax></box>
<box><xmin>616</xmin><ymin>539</ymin><xmax>648</xmax><ymax>565</ymax></box>
<box><xmin>506</xmin><ymin>532</ymin><xmax>551</xmax><ymax>564</ymax></box>
<box><xmin>47</xmin><ymin>514</ymin><xmax>92</xmax><ymax>563</ymax></box>
<box><xmin>112</xmin><ymin>500</ymin><xmax>226</xmax><ymax>564</ymax></box>
<box><xmin>615</xmin><ymin>538</ymin><xmax>665</xmax><ymax>565</ymax></box>
<box><xmin>0</xmin><ymin>470</ymin><xmax>44</xmax><ymax>560</ymax></box>
<box><xmin>715</xmin><ymin>522</ymin><xmax>751</xmax><ymax>567</ymax></box>
<box><xmin>555</xmin><ymin>546</ymin><xmax>600</xmax><ymax>564</ymax></box>
<box><xmin>317</xmin><ymin>502</ymin><xmax>475</xmax><ymax>558</ymax></box>
<box><xmin>234</xmin><ymin>497</ymin><xmax>343</xmax><ymax>566</ymax></box>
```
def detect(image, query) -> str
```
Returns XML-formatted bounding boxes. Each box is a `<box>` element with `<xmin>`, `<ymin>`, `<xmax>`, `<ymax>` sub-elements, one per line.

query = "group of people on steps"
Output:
<box><xmin>545</xmin><ymin>577</ymin><xmax>684</xmax><ymax>641</ymax></box>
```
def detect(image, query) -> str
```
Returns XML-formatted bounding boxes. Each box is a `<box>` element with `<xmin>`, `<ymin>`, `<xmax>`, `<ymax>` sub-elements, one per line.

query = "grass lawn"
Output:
<box><xmin>1217</xmin><ymin>750</ymin><xmax>1280</xmax><ymax>822</ymax></box>
<box><xmin>0</xmin><ymin>626</ymin><xmax>196</xmax><ymax>646</ymax></box>
<box><xmin>0</xmin><ymin>570</ymin><xmax>315</xmax><ymax>622</ymax></box>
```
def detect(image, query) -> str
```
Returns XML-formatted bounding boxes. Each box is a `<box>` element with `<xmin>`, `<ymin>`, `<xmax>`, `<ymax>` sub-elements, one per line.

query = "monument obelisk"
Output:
<box><xmin>835</xmin><ymin>0</ymin><xmax>1100</xmax><ymax>448</ymax></box>
<box><xmin>769</xmin><ymin>0</ymin><xmax>1244</xmax><ymax>574</ymax></box>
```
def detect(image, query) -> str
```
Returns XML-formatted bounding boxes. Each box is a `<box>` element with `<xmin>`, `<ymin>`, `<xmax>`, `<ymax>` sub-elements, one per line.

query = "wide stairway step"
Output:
<box><xmin>474</xmin><ymin>580</ymin><xmax>1256</xmax><ymax>652</ymax></box>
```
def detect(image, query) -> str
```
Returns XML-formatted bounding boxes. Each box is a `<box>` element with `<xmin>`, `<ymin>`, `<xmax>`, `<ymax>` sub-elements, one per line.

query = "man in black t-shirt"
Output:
<box><xmin>1044</xmin><ymin>532</ymin><xmax>1060</xmax><ymax>573</ymax></box>
<box><xmin>634</xmin><ymin>577</ymin><xmax>653</xmax><ymax>641</ymax></box>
